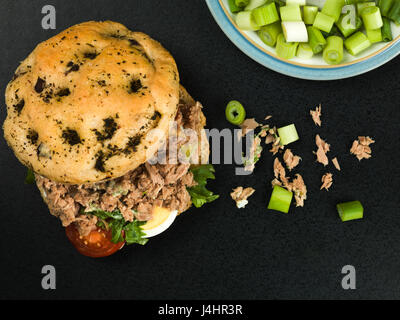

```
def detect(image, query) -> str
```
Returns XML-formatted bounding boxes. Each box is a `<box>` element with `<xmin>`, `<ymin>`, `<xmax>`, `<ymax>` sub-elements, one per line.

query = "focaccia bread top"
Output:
<box><xmin>3</xmin><ymin>21</ymin><xmax>180</xmax><ymax>184</ymax></box>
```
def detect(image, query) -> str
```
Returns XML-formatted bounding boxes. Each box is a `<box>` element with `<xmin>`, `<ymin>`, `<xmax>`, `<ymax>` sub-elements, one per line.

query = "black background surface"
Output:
<box><xmin>0</xmin><ymin>0</ymin><xmax>399</xmax><ymax>300</ymax></box>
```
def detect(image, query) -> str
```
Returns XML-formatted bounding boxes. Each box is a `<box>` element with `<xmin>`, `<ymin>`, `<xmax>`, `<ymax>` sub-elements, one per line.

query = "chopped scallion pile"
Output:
<box><xmin>228</xmin><ymin>0</ymin><xmax>397</xmax><ymax>65</ymax></box>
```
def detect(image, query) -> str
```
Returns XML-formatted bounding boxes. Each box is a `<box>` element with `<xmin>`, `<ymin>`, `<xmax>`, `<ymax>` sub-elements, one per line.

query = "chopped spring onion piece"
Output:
<box><xmin>258</xmin><ymin>21</ymin><xmax>282</xmax><ymax>46</ymax></box>
<box><xmin>277</xmin><ymin>124</ymin><xmax>299</xmax><ymax>146</ymax></box>
<box><xmin>313</xmin><ymin>12</ymin><xmax>335</xmax><ymax>33</ymax></box>
<box><xmin>336</xmin><ymin>13</ymin><xmax>363</xmax><ymax>37</ymax></box>
<box><xmin>307</xmin><ymin>26</ymin><xmax>327</xmax><ymax>54</ymax></box>
<box><xmin>344</xmin><ymin>31</ymin><xmax>372</xmax><ymax>55</ymax></box>
<box><xmin>252</xmin><ymin>2</ymin><xmax>280</xmax><ymax>26</ymax></box>
<box><xmin>345</xmin><ymin>0</ymin><xmax>356</xmax><ymax>4</ymax></box>
<box><xmin>336</xmin><ymin>201</ymin><xmax>363</xmax><ymax>222</ymax></box>
<box><xmin>306</xmin><ymin>0</ymin><xmax>326</xmax><ymax>9</ymax></box>
<box><xmin>322</xmin><ymin>0</ymin><xmax>345</xmax><ymax>22</ymax></box>
<box><xmin>286</xmin><ymin>0</ymin><xmax>306</xmax><ymax>5</ymax></box>
<box><xmin>236</xmin><ymin>11</ymin><xmax>260</xmax><ymax>31</ymax></box>
<box><xmin>324</xmin><ymin>24</ymin><xmax>341</xmax><ymax>37</ymax></box>
<box><xmin>282</xmin><ymin>21</ymin><xmax>309</xmax><ymax>42</ymax></box>
<box><xmin>276</xmin><ymin>33</ymin><xmax>299</xmax><ymax>59</ymax></box>
<box><xmin>323</xmin><ymin>36</ymin><xmax>344</xmax><ymax>64</ymax></box>
<box><xmin>380</xmin><ymin>0</ymin><xmax>395</xmax><ymax>17</ymax></box>
<box><xmin>268</xmin><ymin>185</ymin><xmax>293</xmax><ymax>214</ymax></box>
<box><xmin>362</xmin><ymin>6</ymin><xmax>383</xmax><ymax>30</ymax></box>
<box><xmin>388</xmin><ymin>0</ymin><xmax>400</xmax><ymax>24</ymax></box>
<box><xmin>280</xmin><ymin>5</ymin><xmax>302</xmax><ymax>21</ymax></box>
<box><xmin>245</xmin><ymin>0</ymin><xmax>268</xmax><ymax>11</ymax></box>
<box><xmin>366</xmin><ymin>28</ymin><xmax>383</xmax><ymax>43</ymax></box>
<box><xmin>235</xmin><ymin>0</ymin><xmax>250</xmax><ymax>8</ymax></box>
<box><xmin>303</xmin><ymin>6</ymin><xmax>319</xmax><ymax>24</ymax></box>
<box><xmin>382</xmin><ymin>17</ymin><xmax>393</xmax><ymax>41</ymax></box>
<box><xmin>297</xmin><ymin>43</ymin><xmax>314</xmax><ymax>58</ymax></box>
<box><xmin>357</xmin><ymin>2</ymin><xmax>376</xmax><ymax>15</ymax></box>
<box><xmin>226</xmin><ymin>101</ymin><xmax>246</xmax><ymax>125</ymax></box>
<box><xmin>228</xmin><ymin>0</ymin><xmax>242</xmax><ymax>13</ymax></box>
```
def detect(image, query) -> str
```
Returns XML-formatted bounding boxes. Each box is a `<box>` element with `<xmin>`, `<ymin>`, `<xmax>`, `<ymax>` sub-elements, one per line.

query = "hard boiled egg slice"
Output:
<box><xmin>141</xmin><ymin>206</ymin><xmax>178</xmax><ymax>238</ymax></box>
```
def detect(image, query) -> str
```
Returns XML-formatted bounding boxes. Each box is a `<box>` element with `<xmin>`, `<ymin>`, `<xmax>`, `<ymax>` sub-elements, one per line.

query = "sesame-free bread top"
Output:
<box><xmin>3</xmin><ymin>21</ymin><xmax>180</xmax><ymax>184</ymax></box>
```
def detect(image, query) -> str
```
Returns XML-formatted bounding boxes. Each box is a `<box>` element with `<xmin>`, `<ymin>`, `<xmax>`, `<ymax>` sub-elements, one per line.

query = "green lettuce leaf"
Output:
<box><xmin>187</xmin><ymin>164</ymin><xmax>219</xmax><ymax>208</ymax></box>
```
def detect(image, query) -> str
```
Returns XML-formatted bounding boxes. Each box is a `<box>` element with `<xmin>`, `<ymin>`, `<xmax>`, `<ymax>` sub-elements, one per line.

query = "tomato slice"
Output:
<box><xmin>65</xmin><ymin>224</ymin><xmax>125</xmax><ymax>258</ymax></box>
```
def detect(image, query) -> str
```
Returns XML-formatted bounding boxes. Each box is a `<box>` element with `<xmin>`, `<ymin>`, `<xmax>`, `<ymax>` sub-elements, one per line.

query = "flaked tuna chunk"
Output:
<box><xmin>314</xmin><ymin>134</ymin><xmax>330</xmax><ymax>166</ymax></box>
<box><xmin>283</xmin><ymin>149</ymin><xmax>301</xmax><ymax>171</ymax></box>
<box><xmin>273</xmin><ymin>158</ymin><xmax>286</xmax><ymax>182</ymax></box>
<box><xmin>99</xmin><ymin>193</ymin><xmax>119</xmax><ymax>212</ymax></box>
<box><xmin>288</xmin><ymin>174</ymin><xmax>307</xmax><ymax>207</ymax></box>
<box><xmin>240</xmin><ymin>118</ymin><xmax>260</xmax><ymax>137</ymax></box>
<box><xmin>145</xmin><ymin>162</ymin><xmax>164</xmax><ymax>186</ymax></box>
<box><xmin>136</xmin><ymin>203</ymin><xmax>154</xmax><ymax>221</ymax></box>
<box><xmin>271</xmin><ymin>159</ymin><xmax>307</xmax><ymax>207</ymax></box>
<box><xmin>271</xmin><ymin>178</ymin><xmax>282</xmax><ymax>187</ymax></box>
<box><xmin>164</xmin><ymin>163</ymin><xmax>191</xmax><ymax>184</ymax></box>
<box><xmin>75</xmin><ymin>215</ymin><xmax>98</xmax><ymax>236</ymax></box>
<box><xmin>266</xmin><ymin>127</ymin><xmax>284</xmax><ymax>155</ymax></box>
<box><xmin>230</xmin><ymin>186</ymin><xmax>255</xmax><ymax>209</ymax></box>
<box><xmin>350</xmin><ymin>136</ymin><xmax>375</xmax><ymax>160</ymax></box>
<box><xmin>273</xmin><ymin>158</ymin><xmax>290</xmax><ymax>188</ymax></box>
<box><xmin>320</xmin><ymin>173</ymin><xmax>333</xmax><ymax>191</ymax></box>
<box><xmin>332</xmin><ymin>157</ymin><xmax>341</xmax><ymax>171</ymax></box>
<box><xmin>244</xmin><ymin>136</ymin><xmax>262</xmax><ymax>172</ymax></box>
<box><xmin>310</xmin><ymin>104</ymin><xmax>322</xmax><ymax>127</ymax></box>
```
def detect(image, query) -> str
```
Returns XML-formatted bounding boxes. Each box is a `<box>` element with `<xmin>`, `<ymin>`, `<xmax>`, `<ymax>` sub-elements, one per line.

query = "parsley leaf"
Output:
<box><xmin>124</xmin><ymin>221</ymin><xmax>148</xmax><ymax>245</ymax></box>
<box><xmin>85</xmin><ymin>209</ymin><xmax>148</xmax><ymax>246</ymax></box>
<box><xmin>187</xmin><ymin>164</ymin><xmax>219</xmax><ymax>208</ymax></box>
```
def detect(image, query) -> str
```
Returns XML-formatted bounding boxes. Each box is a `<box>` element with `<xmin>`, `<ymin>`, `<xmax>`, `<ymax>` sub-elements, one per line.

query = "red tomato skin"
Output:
<box><xmin>65</xmin><ymin>224</ymin><xmax>125</xmax><ymax>258</ymax></box>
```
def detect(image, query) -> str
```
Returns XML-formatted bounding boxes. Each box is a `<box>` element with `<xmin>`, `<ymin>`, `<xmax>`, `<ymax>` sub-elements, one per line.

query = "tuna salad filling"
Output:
<box><xmin>35</xmin><ymin>102</ymin><xmax>207</xmax><ymax>236</ymax></box>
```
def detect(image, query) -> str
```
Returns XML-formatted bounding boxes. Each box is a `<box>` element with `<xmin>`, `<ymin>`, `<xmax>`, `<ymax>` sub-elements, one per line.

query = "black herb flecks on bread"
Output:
<box><xmin>3</xmin><ymin>21</ymin><xmax>180</xmax><ymax>184</ymax></box>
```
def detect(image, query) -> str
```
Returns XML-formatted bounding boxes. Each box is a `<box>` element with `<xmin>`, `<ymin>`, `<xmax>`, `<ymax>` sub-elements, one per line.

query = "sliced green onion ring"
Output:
<box><xmin>304</xmin><ymin>5</ymin><xmax>319</xmax><ymax>25</ymax></box>
<box><xmin>282</xmin><ymin>21</ymin><xmax>309</xmax><ymax>42</ymax></box>
<box><xmin>258</xmin><ymin>21</ymin><xmax>282</xmax><ymax>47</ymax></box>
<box><xmin>252</xmin><ymin>2</ymin><xmax>280</xmax><ymax>27</ymax></box>
<box><xmin>277</xmin><ymin>124</ymin><xmax>299</xmax><ymax>146</ymax></box>
<box><xmin>337</xmin><ymin>201</ymin><xmax>364</xmax><ymax>222</ymax></box>
<box><xmin>280</xmin><ymin>5</ymin><xmax>302</xmax><ymax>22</ymax></box>
<box><xmin>276</xmin><ymin>33</ymin><xmax>299</xmax><ymax>59</ymax></box>
<box><xmin>297</xmin><ymin>43</ymin><xmax>314</xmax><ymax>59</ymax></box>
<box><xmin>362</xmin><ymin>6</ymin><xmax>384</xmax><ymax>30</ymax></box>
<box><xmin>245</xmin><ymin>0</ymin><xmax>268</xmax><ymax>11</ymax></box>
<box><xmin>313</xmin><ymin>11</ymin><xmax>335</xmax><ymax>33</ymax></box>
<box><xmin>236</xmin><ymin>11</ymin><xmax>260</xmax><ymax>31</ymax></box>
<box><xmin>225</xmin><ymin>100</ymin><xmax>246</xmax><ymax>125</ymax></box>
<box><xmin>307</xmin><ymin>26</ymin><xmax>327</xmax><ymax>54</ymax></box>
<box><xmin>322</xmin><ymin>0</ymin><xmax>345</xmax><ymax>22</ymax></box>
<box><xmin>382</xmin><ymin>17</ymin><xmax>393</xmax><ymax>41</ymax></box>
<box><xmin>344</xmin><ymin>31</ymin><xmax>372</xmax><ymax>55</ymax></box>
<box><xmin>268</xmin><ymin>185</ymin><xmax>293</xmax><ymax>213</ymax></box>
<box><xmin>323</xmin><ymin>36</ymin><xmax>344</xmax><ymax>65</ymax></box>
<box><xmin>366</xmin><ymin>28</ymin><xmax>383</xmax><ymax>43</ymax></box>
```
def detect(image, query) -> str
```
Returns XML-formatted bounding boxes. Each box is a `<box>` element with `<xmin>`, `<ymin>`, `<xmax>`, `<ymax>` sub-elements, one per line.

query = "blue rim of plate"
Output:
<box><xmin>206</xmin><ymin>0</ymin><xmax>400</xmax><ymax>80</ymax></box>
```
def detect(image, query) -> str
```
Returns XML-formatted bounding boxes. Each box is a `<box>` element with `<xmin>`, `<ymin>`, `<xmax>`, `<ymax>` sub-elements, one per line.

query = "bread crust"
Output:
<box><xmin>3</xmin><ymin>21</ymin><xmax>180</xmax><ymax>184</ymax></box>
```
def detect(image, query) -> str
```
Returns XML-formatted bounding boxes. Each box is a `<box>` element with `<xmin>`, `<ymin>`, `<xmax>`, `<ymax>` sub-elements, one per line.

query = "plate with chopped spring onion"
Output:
<box><xmin>206</xmin><ymin>0</ymin><xmax>400</xmax><ymax>80</ymax></box>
